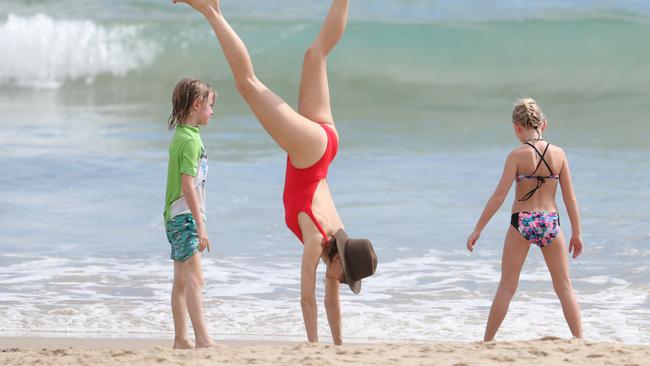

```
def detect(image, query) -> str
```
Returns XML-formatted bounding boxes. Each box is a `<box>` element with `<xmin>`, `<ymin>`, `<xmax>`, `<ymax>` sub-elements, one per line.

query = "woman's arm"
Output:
<box><xmin>466</xmin><ymin>152</ymin><xmax>517</xmax><ymax>252</ymax></box>
<box><xmin>182</xmin><ymin>174</ymin><xmax>210</xmax><ymax>252</ymax></box>
<box><xmin>558</xmin><ymin>149</ymin><xmax>583</xmax><ymax>259</ymax></box>
<box><xmin>324</xmin><ymin>252</ymin><xmax>342</xmax><ymax>345</ymax></box>
<box><xmin>300</xmin><ymin>241</ymin><xmax>322</xmax><ymax>343</ymax></box>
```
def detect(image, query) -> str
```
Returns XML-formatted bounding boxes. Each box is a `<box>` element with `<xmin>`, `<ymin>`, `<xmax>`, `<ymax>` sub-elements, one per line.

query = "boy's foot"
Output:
<box><xmin>173</xmin><ymin>338</ymin><xmax>195</xmax><ymax>349</ymax></box>
<box><xmin>196</xmin><ymin>339</ymin><xmax>218</xmax><ymax>348</ymax></box>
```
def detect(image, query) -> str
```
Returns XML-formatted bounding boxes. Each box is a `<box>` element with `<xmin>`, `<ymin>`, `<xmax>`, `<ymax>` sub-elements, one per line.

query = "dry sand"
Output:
<box><xmin>1</xmin><ymin>336</ymin><xmax>648</xmax><ymax>365</ymax></box>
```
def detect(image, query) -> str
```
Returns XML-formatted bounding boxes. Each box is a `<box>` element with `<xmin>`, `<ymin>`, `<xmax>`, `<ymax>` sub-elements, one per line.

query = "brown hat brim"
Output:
<box><xmin>334</xmin><ymin>229</ymin><xmax>362</xmax><ymax>294</ymax></box>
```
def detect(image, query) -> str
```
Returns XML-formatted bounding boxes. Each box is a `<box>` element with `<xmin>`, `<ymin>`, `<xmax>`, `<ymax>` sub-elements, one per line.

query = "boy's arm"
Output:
<box><xmin>182</xmin><ymin>173</ymin><xmax>210</xmax><ymax>252</ymax></box>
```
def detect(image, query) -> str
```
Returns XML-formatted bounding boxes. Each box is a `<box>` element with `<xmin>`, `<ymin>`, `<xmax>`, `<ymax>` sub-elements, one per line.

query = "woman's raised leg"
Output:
<box><xmin>174</xmin><ymin>0</ymin><xmax>325</xmax><ymax>163</ymax></box>
<box><xmin>298</xmin><ymin>0</ymin><xmax>349</xmax><ymax>125</ymax></box>
<box><xmin>484</xmin><ymin>227</ymin><xmax>531</xmax><ymax>341</ymax></box>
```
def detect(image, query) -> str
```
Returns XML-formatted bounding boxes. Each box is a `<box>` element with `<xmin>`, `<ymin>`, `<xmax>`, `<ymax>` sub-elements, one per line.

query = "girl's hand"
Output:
<box><xmin>569</xmin><ymin>236</ymin><xmax>583</xmax><ymax>259</ymax></box>
<box><xmin>197</xmin><ymin>225</ymin><xmax>210</xmax><ymax>252</ymax></box>
<box><xmin>466</xmin><ymin>231</ymin><xmax>480</xmax><ymax>252</ymax></box>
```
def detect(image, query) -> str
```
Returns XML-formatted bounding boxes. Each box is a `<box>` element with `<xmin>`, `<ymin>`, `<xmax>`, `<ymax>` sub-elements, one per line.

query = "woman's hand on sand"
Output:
<box><xmin>197</xmin><ymin>225</ymin><xmax>211</xmax><ymax>252</ymax></box>
<box><xmin>466</xmin><ymin>231</ymin><xmax>480</xmax><ymax>252</ymax></box>
<box><xmin>172</xmin><ymin>0</ymin><xmax>220</xmax><ymax>13</ymax></box>
<box><xmin>569</xmin><ymin>236</ymin><xmax>583</xmax><ymax>259</ymax></box>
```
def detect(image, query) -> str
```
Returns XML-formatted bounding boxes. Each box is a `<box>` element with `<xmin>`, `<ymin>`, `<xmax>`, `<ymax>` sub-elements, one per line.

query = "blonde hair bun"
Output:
<box><xmin>512</xmin><ymin>97</ymin><xmax>545</xmax><ymax>129</ymax></box>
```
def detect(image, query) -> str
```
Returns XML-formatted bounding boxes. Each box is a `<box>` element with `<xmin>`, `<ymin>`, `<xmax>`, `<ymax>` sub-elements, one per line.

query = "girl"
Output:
<box><xmin>173</xmin><ymin>0</ymin><xmax>376</xmax><ymax>345</ymax></box>
<box><xmin>164</xmin><ymin>77</ymin><xmax>218</xmax><ymax>348</ymax></box>
<box><xmin>466</xmin><ymin>98</ymin><xmax>584</xmax><ymax>341</ymax></box>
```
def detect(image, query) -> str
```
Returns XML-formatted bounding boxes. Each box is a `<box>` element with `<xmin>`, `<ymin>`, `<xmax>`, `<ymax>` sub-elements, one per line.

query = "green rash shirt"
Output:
<box><xmin>163</xmin><ymin>125</ymin><xmax>208</xmax><ymax>223</ymax></box>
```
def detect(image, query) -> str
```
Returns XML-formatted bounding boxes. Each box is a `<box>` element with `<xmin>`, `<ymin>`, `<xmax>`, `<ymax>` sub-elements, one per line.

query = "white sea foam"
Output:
<box><xmin>0</xmin><ymin>14</ymin><xmax>158</xmax><ymax>89</ymax></box>
<box><xmin>0</xmin><ymin>252</ymin><xmax>648</xmax><ymax>344</ymax></box>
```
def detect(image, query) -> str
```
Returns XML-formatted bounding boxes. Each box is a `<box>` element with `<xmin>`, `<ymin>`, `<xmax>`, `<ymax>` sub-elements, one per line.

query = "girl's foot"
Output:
<box><xmin>173</xmin><ymin>337</ymin><xmax>195</xmax><ymax>349</ymax></box>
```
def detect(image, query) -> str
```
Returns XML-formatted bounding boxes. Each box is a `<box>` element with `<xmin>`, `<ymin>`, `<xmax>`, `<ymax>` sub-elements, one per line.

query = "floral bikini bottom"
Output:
<box><xmin>510</xmin><ymin>211</ymin><xmax>560</xmax><ymax>248</ymax></box>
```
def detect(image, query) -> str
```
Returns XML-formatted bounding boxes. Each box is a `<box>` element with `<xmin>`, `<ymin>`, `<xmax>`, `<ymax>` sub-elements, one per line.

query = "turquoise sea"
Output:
<box><xmin>0</xmin><ymin>1</ymin><xmax>649</xmax><ymax>343</ymax></box>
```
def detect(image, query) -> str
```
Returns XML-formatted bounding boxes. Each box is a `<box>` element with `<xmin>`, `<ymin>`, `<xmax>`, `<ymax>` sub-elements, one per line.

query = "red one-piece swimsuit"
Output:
<box><xmin>282</xmin><ymin>123</ymin><xmax>339</xmax><ymax>244</ymax></box>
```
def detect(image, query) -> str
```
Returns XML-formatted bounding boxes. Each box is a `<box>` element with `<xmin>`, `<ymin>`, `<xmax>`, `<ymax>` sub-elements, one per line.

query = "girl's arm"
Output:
<box><xmin>558</xmin><ymin>149</ymin><xmax>583</xmax><ymax>259</ymax></box>
<box><xmin>466</xmin><ymin>152</ymin><xmax>517</xmax><ymax>252</ymax></box>
<box><xmin>182</xmin><ymin>174</ymin><xmax>210</xmax><ymax>252</ymax></box>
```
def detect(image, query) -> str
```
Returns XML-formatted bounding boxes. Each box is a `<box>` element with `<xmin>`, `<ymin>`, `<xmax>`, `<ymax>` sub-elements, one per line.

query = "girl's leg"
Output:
<box><xmin>181</xmin><ymin>252</ymin><xmax>217</xmax><ymax>348</ymax></box>
<box><xmin>171</xmin><ymin>261</ymin><xmax>194</xmax><ymax>349</ymax></box>
<box><xmin>541</xmin><ymin>230</ymin><xmax>583</xmax><ymax>338</ymax></box>
<box><xmin>298</xmin><ymin>0</ymin><xmax>349</xmax><ymax>124</ymax></box>
<box><xmin>484</xmin><ymin>227</ymin><xmax>531</xmax><ymax>341</ymax></box>
<box><xmin>298</xmin><ymin>213</ymin><xmax>326</xmax><ymax>343</ymax></box>
<box><xmin>176</xmin><ymin>0</ymin><xmax>327</xmax><ymax>166</ymax></box>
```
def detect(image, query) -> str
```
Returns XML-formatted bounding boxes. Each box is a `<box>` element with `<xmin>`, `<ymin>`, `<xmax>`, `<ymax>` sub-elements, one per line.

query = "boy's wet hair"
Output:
<box><xmin>168</xmin><ymin>78</ymin><xmax>216</xmax><ymax>129</ymax></box>
<box><xmin>512</xmin><ymin>98</ymin><xmax>545</xmax><ymax>130</ymax></box>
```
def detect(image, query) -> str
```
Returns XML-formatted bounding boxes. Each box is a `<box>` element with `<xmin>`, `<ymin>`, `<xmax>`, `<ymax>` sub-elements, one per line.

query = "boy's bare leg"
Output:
<box><xmin>182</xmin><ymin>253</ymin><xmax>217</xmax><ymax>348</ymax></box>
<box><xmin>172</xmin><ymin>261</ymin><xmax>195</xmax><ymax>349</ymax></box>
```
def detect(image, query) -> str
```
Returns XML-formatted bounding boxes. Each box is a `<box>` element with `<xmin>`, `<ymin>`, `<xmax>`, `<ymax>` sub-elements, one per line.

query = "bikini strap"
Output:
<box><xmin>518</xmin><ymin>178</ymin><xmax>544</xmax><ymax>201</ymax></box>
<box><xmin>518</xmin><ymin>142</ymin><xmax>554</xmax><ymax>201</ymax></box>
<box><xmin>525</xmin><ymin>142</ymin><xmax>554</xmax><ymax>176</ymax></box>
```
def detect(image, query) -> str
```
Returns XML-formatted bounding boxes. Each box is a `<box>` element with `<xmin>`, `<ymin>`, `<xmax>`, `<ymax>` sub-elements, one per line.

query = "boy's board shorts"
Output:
<box><xmin>165</xmin><ymin>213</ymin><xmax>199</xmax><ymax>262</ymax></box>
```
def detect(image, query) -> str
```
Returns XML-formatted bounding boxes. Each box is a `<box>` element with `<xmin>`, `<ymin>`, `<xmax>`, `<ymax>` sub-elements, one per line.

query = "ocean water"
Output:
<box><xmin>1</xmin><ymin>0</ymin><xmax>649</xmax><ymax>344</ymax></box>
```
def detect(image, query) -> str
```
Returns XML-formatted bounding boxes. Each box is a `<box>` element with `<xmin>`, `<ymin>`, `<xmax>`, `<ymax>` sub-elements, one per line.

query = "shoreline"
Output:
<box><xmin>2</xmin><ymin>336</ymin><xmax>649</xmax><ymax>366</ymax></box>
<box><xmin>0</xmin><ymin>336</ymin><xmax>296</xmax><ymax>350</ymax></box>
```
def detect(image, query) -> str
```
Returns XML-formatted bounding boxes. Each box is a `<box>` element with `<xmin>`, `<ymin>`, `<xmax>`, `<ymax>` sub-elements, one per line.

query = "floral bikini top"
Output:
<box><xmin>516</xmin><ymin>141</ymin><xmax>560</xmax><ymax>201</ymax></box>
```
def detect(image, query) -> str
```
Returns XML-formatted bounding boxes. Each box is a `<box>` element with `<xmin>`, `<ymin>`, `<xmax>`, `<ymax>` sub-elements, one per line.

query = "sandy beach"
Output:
<box><xmin>1</xmin><ymin>337</ymin><xmax>648</xmax><ymax>366</ymax></box>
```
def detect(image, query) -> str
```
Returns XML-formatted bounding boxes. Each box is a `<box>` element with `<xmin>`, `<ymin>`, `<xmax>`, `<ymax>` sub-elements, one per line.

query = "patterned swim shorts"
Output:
<box><xmin>166</xmin><ymin>213</ymin><xmax>199</xmax><ymax>262</ymax></box>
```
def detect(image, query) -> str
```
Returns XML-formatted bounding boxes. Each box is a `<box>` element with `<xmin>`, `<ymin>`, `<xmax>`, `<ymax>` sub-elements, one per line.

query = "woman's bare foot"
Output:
<box><xmin>173</xmin><ymin>337</ymin><xmax>195</xmax><ymax>349</ymax></box>
<box><xmin>172</xmin><ymin>0</ymin><xmax>220</xmax><ymax>14</ymax></box>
